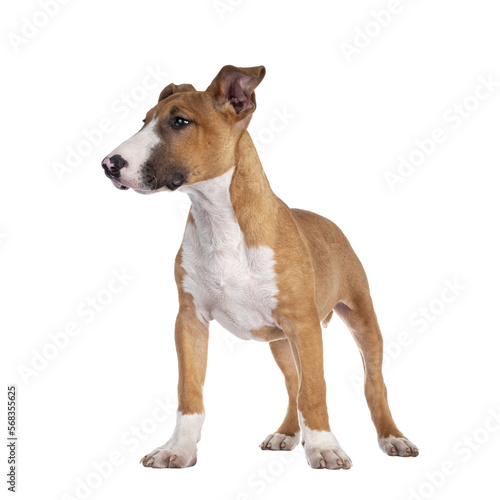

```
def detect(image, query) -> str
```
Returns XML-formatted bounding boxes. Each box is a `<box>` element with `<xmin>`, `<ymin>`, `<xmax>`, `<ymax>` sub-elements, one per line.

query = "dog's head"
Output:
<box><xmin>101</xmin><ymin>65</ymin><xmax>265</xmax><ymax>193</ymax></box>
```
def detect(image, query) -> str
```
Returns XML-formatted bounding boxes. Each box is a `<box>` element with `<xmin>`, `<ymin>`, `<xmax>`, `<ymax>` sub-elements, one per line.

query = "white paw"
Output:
<box><xmin>260</xmin><ymin>432</ymin><xmax>300</xmax><ymax>451</ymax></box>
<box><xmin>141</xmin><ymin>412</ymin><xmax>204</xmax><ymax>469</ymax></box>
<box><xmin>140</xmin><ymin>442</ymin><xmax>197</xmax><ymax>468</ymax></box>
<box><xmin>378</xmin><ymin>435</ymin><xmax>419</xmax><ymax>457</ymax></box>
<box><xmin>303</xmin><ymin>429</ymin><xmax>352</xmax><ymax>470</ymax></box>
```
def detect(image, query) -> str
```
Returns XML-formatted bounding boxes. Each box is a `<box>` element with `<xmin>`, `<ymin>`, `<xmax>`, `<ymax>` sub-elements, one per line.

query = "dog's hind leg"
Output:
<box><xmin>334</xmin><ymin>297</ymin><xmax>419</xmax><ymax>458</ymax></box>
<box><xmin>259</xmin><ymin>339</ymin><xmax>301</xmax><ymax>451</ymax></box>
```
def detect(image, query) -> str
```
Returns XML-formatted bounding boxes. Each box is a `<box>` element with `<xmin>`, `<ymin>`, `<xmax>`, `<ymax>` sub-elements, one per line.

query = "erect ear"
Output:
<box><xmin>207</xmin><ymin>65</ymin><xmax>266</xmax><ymax>118</ymax></box>
<box><xmin>158</xmin><ymin>83</ymin><xmax>196</xmax><ymax>103</ymax></box>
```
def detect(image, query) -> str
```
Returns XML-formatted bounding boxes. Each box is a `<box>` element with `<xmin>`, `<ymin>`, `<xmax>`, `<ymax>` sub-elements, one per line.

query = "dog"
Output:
<box><xmin>102</xmin><ymin>65</ymin><xmax>418</xmax><ymax>469</ymax></box>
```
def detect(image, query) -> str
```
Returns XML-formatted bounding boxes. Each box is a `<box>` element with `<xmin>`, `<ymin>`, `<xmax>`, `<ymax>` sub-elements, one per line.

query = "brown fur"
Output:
<box><xmin>110</xmin><ymin>65</ymin><xmax>416</xmax><ymax>467</ymax></box>
<box><xmin>168</xmin><ymin>72</ymin><xmax>405</xmax><ymax>437</ymax></box>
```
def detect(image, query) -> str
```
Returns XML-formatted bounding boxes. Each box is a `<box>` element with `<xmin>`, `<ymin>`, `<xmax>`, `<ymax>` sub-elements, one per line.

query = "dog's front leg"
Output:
<box><xmin>141</xmin><ymin>303</ymin><xmax>208</xmax><ymax>468</ymax></box>
<box><xmin>284</xmin><ymin>318</ymin><xmax>352</xmax><ymax>470</ymax></box>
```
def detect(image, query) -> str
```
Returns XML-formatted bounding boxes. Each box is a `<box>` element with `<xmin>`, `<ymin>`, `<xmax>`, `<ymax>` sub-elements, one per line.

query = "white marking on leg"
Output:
<box><xmin>298</xmin><ymin>411</ymin><xmax>352</xmax><ymax>469</ymax></box>
<box><xmin>168</xmin><ymin>411</ymin><xmax>204</xmax><ymax>450</ymax></box>
<box><xmin>142</xmin><ymin>412</ymin><xmax>205</xmax><ymax>468</ymax></box>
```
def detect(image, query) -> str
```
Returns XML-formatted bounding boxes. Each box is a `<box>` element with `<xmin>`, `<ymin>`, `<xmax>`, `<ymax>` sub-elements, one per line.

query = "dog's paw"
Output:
<box><xmin>140</xmin><ymin>443</ymin><xmax>197</xmax><ymax>468</ymax></box>
<box><xmin>378</xmin><ymin>435</ymin><xmax>419</xmax><ymax>457</ymax></box>
<box><xmin>305</xmin><ymin>445</ymin><xmax>352</xmax><ymax>469</ymax></box>
<box><xmin>260</xmin><ymin>432</ymin><xmax>300</xmax><ymax>451</ymax></box>
<box><xmin>303</xmin><ymin>430</ymin><xmax>352</xmax><ymax>470</ymax></box>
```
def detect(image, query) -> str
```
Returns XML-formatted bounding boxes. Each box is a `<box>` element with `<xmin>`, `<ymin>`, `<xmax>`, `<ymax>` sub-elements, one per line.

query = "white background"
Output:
<box><xmin>2</xmin><ymin>0</ymin><xmax>500</xmax><ymax>499</ymax></box>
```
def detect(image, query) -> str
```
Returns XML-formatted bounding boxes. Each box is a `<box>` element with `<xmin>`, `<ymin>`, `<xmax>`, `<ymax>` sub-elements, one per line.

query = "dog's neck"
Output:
<box><xmin>181</xmin><ymin>167</ymin><xmax>240</xmax><ymax>252</ymax></box>
<box><xmin>181</xmin><ymin>132</ymin><xmax>280</xmax><ymax>248</ymax></box>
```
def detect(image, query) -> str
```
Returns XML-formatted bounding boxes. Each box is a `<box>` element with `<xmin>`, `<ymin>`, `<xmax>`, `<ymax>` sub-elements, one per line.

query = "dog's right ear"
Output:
<box><xmin>158</xmin><ymin>83</ymin><xmax>196</xmax><ymax>103</ymax></box>
<box><xmin>207</xmin><ymin>65</ymin><xmax>266</xmax><ymax>119</ymax></box>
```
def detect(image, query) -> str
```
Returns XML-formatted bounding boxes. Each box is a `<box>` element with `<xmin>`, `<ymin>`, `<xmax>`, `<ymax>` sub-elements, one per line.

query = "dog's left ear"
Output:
<box><xmin>207</xmin><ymin>65</ymin><xmax>266</xmax><ymax>119</ymax></box>
<box><xmin>158</xmin><ymin>83</ymin><xmax>196</xmax><ymax>102</ymax></box>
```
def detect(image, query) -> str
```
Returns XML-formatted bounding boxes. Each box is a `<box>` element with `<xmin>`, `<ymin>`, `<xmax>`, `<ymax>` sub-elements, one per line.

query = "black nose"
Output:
<box><xmin>110</xmin><ymin>154</ymin><xmax>126</xmax><ymax>170</ymax></box>
<box><xmin>101</xmin><ymin>154</ymin><xmax>127</xmax><ymax>178</ymax></box>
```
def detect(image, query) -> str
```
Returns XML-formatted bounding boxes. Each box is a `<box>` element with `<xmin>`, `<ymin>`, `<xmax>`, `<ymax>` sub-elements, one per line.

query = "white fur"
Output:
<box><xmin>298</xmin><ymin>410</ymin><xmax>352</xmax><ymax>468</ymax></box>
<box><xmin>167</xmin><ymin>411</ymin><xmax>205</xmax><ymax>450</ymax></box>
<box><xmin>260</xmin><ymin>431</ymin><xmax>300</xmax><ymax>450</ymax></box>
<box><xmin>179</xmin><ymin>167</ymin><xmax>279</xmax><ymax>340</ymax></box>
<box><xmin>107</xmin><ymin>119</ymin><xmax>160</xmax><ymax>189</ymax></box>
<box><xmin>299</xmin><ymin>411</ymin><xmax>342</xmax><ymax>449</ymax></box>
<box><xmin>378</xmin><ymin>435</ymin><xmax>419</xmax><ymax>457</ymax></box>
<box><xmin>142</xmin><ymin>412</ymin><xmax>204</xmax><ymax>467</ymax></box>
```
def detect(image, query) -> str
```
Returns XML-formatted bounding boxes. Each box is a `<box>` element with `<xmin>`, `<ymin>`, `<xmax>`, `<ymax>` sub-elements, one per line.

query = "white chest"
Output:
<box><xmin>179</xmin><ymin>168</ymin><xmax>278</xmax><ymax>340</ymax></box>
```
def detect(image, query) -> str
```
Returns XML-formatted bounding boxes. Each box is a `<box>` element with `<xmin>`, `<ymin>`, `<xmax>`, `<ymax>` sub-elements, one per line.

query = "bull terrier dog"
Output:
<box><xmin>102</xmin><ymin>65</ymin><xmax>418</xmax><ymax>469</ymax></box>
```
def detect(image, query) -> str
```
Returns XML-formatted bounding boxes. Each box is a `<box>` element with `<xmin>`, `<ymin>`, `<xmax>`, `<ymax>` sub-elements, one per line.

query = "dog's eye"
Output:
<box><xmin>172</xmin><ymin>117</ymin><xmax>191</xmax><ymax>129</ymax></box>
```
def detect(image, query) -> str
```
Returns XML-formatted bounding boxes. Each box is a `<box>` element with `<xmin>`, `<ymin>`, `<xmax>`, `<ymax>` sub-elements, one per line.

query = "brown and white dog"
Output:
<box><xmin>102</xmin><ymin>65</ymin><xmax>418</xmax><ymax>469</ymax></box>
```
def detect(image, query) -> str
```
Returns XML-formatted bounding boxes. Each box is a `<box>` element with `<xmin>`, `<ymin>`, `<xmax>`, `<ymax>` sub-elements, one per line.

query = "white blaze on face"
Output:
<box><xmin>107</xmin><ymin>118</ymin><xmax>161</xmax><ymax>189</ymax></box>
